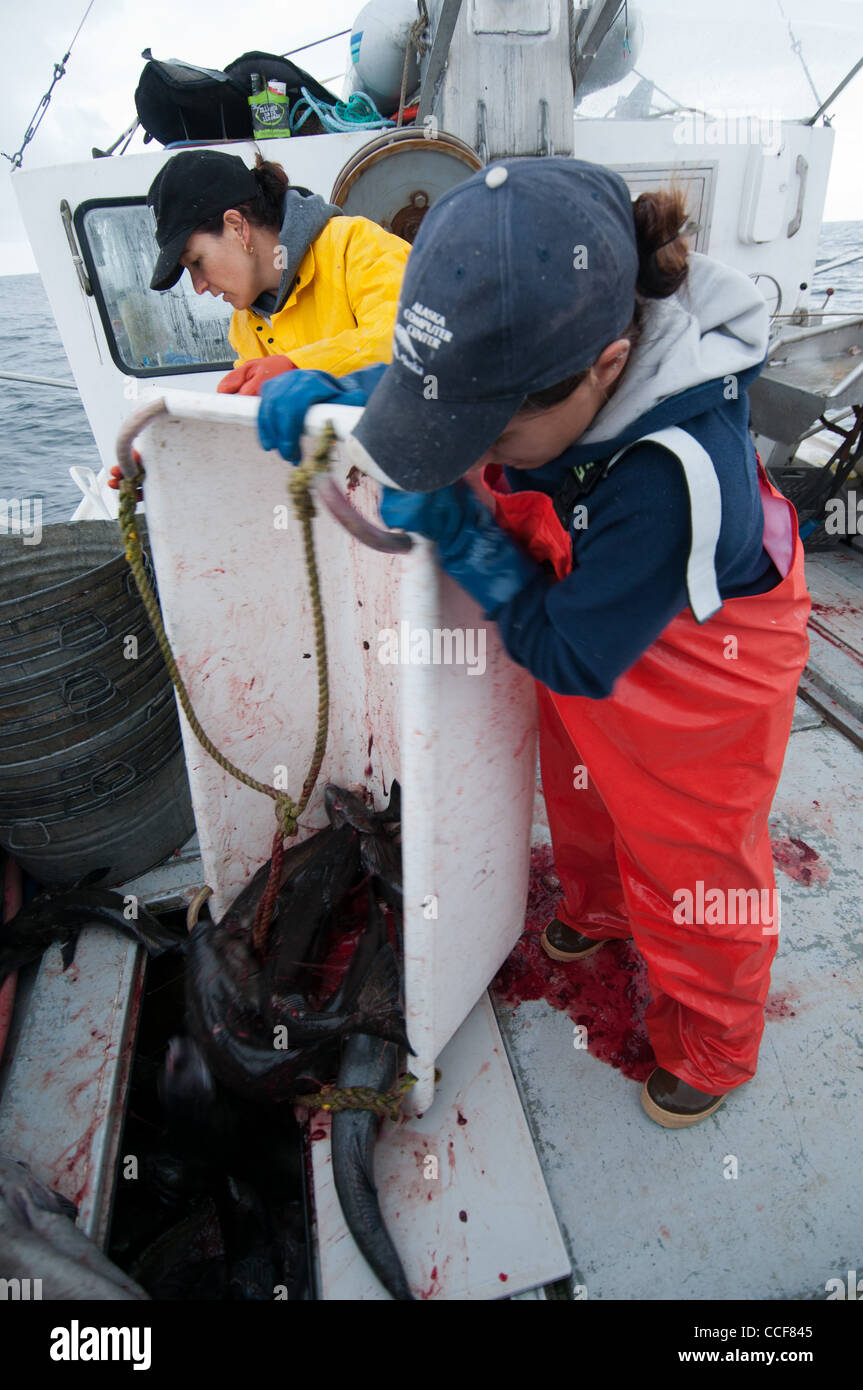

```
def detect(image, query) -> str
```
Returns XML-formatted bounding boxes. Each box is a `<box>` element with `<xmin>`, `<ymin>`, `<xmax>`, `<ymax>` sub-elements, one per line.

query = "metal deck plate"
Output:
<box><xmin>492</xmin><ymin>708</ymin><xmax>863</xmax><ymax>1300</ymax></box>
<box><xmin>0</xmin><ymin>931</ymin><xmax>145</xmax><ymax>1247</ymax></box>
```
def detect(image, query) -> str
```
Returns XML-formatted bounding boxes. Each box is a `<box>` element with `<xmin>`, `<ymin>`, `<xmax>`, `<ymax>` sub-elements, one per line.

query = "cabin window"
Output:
<box><xmin>74</xmin><ymin>198</ymin><xmax>233</xmax><ymax>376</ymax></box>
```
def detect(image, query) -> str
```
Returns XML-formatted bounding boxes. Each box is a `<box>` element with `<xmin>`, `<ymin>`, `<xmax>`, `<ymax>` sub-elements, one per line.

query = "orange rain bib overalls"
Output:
<box><xmin>484</xmin><ymin>427</ymin><xmax>811</xmax><ymax>1094</ymax></box>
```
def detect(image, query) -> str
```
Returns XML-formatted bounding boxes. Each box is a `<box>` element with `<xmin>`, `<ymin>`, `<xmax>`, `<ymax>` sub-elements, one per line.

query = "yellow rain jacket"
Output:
<box><xmin>229</xmin><ymin>215</ymin><xmax>410</xmax><ymax>376</ymax></box>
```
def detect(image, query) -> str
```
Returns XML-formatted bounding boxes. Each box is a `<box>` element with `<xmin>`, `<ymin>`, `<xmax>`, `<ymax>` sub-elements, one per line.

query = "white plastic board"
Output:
<box><xmin>136</xmin><ymin>391</ymin><xmax>538</xmax><ymax>1111</ymax></box>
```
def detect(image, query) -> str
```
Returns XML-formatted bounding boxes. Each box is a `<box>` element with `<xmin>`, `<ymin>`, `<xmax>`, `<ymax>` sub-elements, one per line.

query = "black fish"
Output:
<box><xmin>0</xmin><ymin>1154</ymin><xmax>149</xmax><ymax>1300</ymax></box>
<box><xmin>184</xmin><ymin>924</ymin><xmax>339</xmax><ymax>1102</ymax></box>
<box><xmin>272</xmin><ymin>943</ymin><xmax>412</xmax><ymax>1052</ymax></box>
<box><xmin>331</xmin><ymin>1025</ymin><xmax>414</xmax><ymax>1301</ymax></box>
<box><xmin>324</xmin><ymin>784</ymin><xmax>382</xmax><ymax>835</ymax></box>
<box><xmin>186</xmin><ymin>807</ymin><xmax>406</xmax><ymax>1100</ymax></box>
<box><xmin>217</xmin><ymin>1174</ymin><xmax>281</xmax><ymax>1301</ymax></box>
<box><xmin>158</xmin><ymin>1035</ymin><xmax>218</xmax><ymax>1132</ymax></box>
<box><xmin>323</xmin><ymin>783</ymin><xmax>403</xmax><ymax>912</ymax></box>
<box><xmin>0</xmin><ymin>886</ymin><xmax>185</xmax><ymax>987</ymax></box>
<box><xmin>185</xmin><ymin>922</ymin><xmax>410</xmax><ymax>1104</ymax></box>
<box><xmin>260</xmin><ymin>822</ymin><xmax>362</xmax><ymax>997</ymax></box>
<box><xmin>317</xmin><ymin>881</ymin><xmax>389</xmax><ymax>1017</ymax></box>
<box><xmin>129</xmin><ymin>1210</ymin><xmax>228</xmax><ymax>1301</ymax></box>
<box><xmin>324</xmin><ymin>781</ymin><xmax>401</xmax><ymax>830</ymax></box>
<box><xmin>181</xmin><ymin>824</ymin><xmax>362</xmax><ymax>1096</ymax></box>
<box><xmin>330</xmin><ymin>897</ymin><xmax>414</xmax><ymax>1302</ymax></box>
<box><xmin>216</xmin><ymin>825</ymin><xmax>343</xmax><ymax>938</ymax></box>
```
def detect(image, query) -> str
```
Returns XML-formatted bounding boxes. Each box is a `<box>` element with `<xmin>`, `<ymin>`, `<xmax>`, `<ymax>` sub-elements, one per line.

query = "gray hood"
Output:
<box><xmin>576</xmin><ymin>252</ymin><xmax>770</xmax><ymax>449</ymax></box>
<box><xmin>251</xmin><ymin>188</ymin><xmax>343</xmax><ymax>320</ymax></box>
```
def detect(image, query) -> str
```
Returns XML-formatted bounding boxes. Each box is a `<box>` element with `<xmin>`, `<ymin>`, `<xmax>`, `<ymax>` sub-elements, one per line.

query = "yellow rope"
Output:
<box><xmin>117</xmin><ymin>423</ymin><xmax>338</xmax><ymax>838</ymax></box>
<box><xmin>293</xmin><ymin>1072</ymin><xmax>419</xmax><ymax>1121</ymax></box>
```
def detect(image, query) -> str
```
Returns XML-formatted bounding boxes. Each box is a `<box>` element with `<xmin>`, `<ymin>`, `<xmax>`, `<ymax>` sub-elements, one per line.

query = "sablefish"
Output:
<box><xmin>0</xmin><ymin>1154</ymin><xmax>149</xmax><ymax>1300</ymax></box>
<box><xmin>0</xmin><ymin>886</ymin><xmax>186</xmax><ymax>988</ymax></box>
<box><xmin>323</xmin><ymin>782</ymin><xmax>403</xmax><ymax>913</ymax></box>
<box><xmin>330</xmin><ymin>921</ymin><xmax>414</xmax><ymax>1301</ymax></box>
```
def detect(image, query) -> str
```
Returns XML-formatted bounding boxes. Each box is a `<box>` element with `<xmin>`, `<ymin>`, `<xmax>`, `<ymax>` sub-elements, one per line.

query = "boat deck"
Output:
<box><xmin>2</xmin><ymin>549</ymin><xmax>861</xmax><ymax>1299</ymax></box>
<box><xmin>493</xmin><ymin>547</ymin><xmax>863</xmax><ymax>1300</ymax></box>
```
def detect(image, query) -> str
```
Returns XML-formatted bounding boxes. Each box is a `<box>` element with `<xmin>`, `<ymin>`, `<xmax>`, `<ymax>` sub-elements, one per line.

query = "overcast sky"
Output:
<box><xmin>1</xmin><ymin>0</ymin><xmax>861</xmax><ymax>275</ymax></box>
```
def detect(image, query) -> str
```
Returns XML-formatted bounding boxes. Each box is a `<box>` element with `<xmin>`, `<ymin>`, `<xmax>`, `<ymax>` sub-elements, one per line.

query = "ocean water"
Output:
<box><xmin>1</xmin><ymin>221</ymin><xmax>862</xmax><ymax>522</ymax></box>
<box><xmin>0</xmin><ymin>275</ymin><xmax>101</xmax><ymax>524</ymax></box>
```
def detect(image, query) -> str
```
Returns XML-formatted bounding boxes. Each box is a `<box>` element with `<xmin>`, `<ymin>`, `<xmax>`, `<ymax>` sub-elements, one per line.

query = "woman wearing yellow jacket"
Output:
<box><xmin>146</xmin><ymin>148</ymin><xmax>410</xmax><ymax>394</ymax></box>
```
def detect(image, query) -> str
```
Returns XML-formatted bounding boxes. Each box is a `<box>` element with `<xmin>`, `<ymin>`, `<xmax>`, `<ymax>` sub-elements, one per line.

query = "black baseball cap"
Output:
<box><xmin>348</xmin><ymin>156</ymin><xmax>640</xmax><ymax>491</ymax></box>
<box><xmin>148</xmin><ymin>150</ymin><xmax>259</xmax><ymax>291</ymax></box>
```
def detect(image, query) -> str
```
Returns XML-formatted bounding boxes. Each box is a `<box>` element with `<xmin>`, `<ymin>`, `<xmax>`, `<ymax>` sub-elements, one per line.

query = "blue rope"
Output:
<box><xmin>289</xmin><ymin>87</ymin><xmax>395</xmax><ymax>134</ymax></box>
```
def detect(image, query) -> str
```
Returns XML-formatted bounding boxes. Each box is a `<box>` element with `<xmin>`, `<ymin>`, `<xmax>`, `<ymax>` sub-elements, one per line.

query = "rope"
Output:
<box><xmin>397</xmin><ymin>0</ymin><xmax>431</xmax><ymax>128</ymax></box>
<box><xmin>294</xmin><ymin>1072</ymin><xmax>419</xmax><ymax>1120</ymax></box>
<box><xmin>117</xmin><ymin>420</ymin><xmax>339</xmax><ymax>948</ymax></box>
<box><xmin>282</xmin><ymin>29</ymin><xmax>351</xmax><ymax>59</ymax></box>
<box><xmin>2</xmin><ymin>0</ymin><xmax>96</xmax><ymax>169</ymax></box>
<box><xmin>252</xmin><ymin>829</ymin><xmax>286</xmax><ymax>952</ymax></box>
<box><xmin>289</xmin><ymin>87</ymin><xmax>394</xmax><ymax>134</ymax></box>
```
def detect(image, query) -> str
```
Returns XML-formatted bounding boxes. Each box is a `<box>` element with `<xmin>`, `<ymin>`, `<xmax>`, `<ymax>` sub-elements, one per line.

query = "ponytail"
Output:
<box><xmin>632</xmin><ymin>186</ymin><xmax>691</xmax><ymax>300</ymax></box>
<box><xmin>243</xmin><ymin>153</ymin><xmax>291</xmax><ymax>229</ymax></box>
<box><xmin>522</xmin><ymin>184</ymin><xmax>694</xmax><ymax>412</ymax></box>
<box><xmin>193</xmin><ymin>153</ymin><xmax>290</xmax><ymax>235</ymax></box>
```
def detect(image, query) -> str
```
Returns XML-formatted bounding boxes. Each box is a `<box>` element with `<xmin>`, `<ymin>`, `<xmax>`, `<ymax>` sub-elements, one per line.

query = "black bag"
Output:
<box><xmin>134</xmin><ymin>49</ymin><xmax>338</xmax><ymax>146</ymax></box>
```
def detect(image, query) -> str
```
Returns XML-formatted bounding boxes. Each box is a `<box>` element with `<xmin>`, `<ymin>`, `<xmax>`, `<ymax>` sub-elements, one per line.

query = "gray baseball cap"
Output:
<box><xmin>350</xmin><ymin>156</ymin><xmax>639</xmax><ymax>490</ymax></box>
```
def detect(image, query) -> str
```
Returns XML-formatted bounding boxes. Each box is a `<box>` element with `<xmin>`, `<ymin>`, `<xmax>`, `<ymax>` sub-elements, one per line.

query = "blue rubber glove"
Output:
<box><xmin>380</xmin><ymin>482</ymin><xmax>541</xmax><ymax>617</ymax></box>
<box><xmin>257</xmin><ymin>364</ymin><xmax>387</xmax><ymax>462</ymax></box>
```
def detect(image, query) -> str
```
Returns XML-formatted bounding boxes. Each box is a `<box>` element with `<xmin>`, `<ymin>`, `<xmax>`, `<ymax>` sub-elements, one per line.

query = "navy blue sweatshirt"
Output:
<box><xmin>494</xmin><ymin>361</ymin><xmax>780</xmax><ymax>698</ymax></box>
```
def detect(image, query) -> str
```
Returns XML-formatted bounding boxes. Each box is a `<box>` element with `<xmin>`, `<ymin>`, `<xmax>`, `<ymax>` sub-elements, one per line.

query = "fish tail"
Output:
<box><xmin>354</xmin><ymin>943</ymin><xmax>399</xmax><ymax>1013</ymax></box>
<box><xmin>352</xmin><ymin>1005</ymin><xmax>414</xmax><ymax>1053</ymax></box>
<box><xmin>332</xmin><ymin>1116</ymin><xmax>415</xmax><ymax>1300</ymax></box>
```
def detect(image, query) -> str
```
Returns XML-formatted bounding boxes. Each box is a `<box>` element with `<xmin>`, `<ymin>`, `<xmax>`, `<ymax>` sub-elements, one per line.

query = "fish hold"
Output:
<box><xmin>0</xmin><ymin>886</ymin><xmax>186</xmax><ymax>987</ymax></box>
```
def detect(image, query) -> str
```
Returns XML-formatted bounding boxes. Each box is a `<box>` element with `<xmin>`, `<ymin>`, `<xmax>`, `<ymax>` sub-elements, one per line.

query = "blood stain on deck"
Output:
<box><xmin>771</xmin><ymin>835</ymin><xmax>831</xmax><ymax>886</ymax></box>
<box><xmin>492</xmin><ymin>846</ymin><xmax>655</xmax><ymax>1082</ymax></box>
<box><xmin>765</xmin><ymin>990</ymin><xmax>800</xmax><ymax>1019</ymax></box>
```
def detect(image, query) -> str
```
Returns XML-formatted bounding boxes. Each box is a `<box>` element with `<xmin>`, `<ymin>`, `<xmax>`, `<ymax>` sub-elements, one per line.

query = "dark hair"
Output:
<box><xmin>194</xmin><ymin>153</ymin><xmax>290</xmax><ymax>236</ymax></box>
<box><xmin>522</xmin><ymin>185</ymin><xmax>691</xmax><ymax>412</ymax></box>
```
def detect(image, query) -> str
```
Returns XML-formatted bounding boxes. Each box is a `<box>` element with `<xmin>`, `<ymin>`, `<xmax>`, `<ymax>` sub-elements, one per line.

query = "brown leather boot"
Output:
<box><xmin>540</xmin><ymin>918</ymin><xmax>625</xmax><ymax>961</ymax></box>
<box><xmin>641</xmin><ymin>1067</ymin><xmax>728</xmax><ymax>1128</ymax></box>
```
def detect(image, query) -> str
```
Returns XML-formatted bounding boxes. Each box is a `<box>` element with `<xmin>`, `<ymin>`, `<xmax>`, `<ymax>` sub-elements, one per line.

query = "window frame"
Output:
<box><xmin>73</xmin><ymin>196</ymin><xmax>234</xmax><ymax>378</ymax></box>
